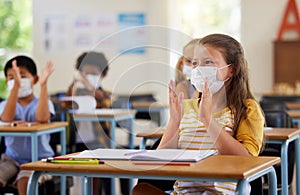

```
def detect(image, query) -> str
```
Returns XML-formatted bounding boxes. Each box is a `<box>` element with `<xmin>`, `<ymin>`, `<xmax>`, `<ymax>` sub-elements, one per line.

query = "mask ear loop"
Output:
<box><xmin>217</xmin><ymin>64</ymin><xmax>232</xmax><ymax>82</ymax></box>
<box><xmin>218</xmin><ymin>63</ymin><xmax>232</xmax><ymax>70</ymax></box>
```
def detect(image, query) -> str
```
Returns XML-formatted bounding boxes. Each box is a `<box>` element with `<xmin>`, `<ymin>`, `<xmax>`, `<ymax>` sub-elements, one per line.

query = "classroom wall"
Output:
<box><xmin>32</xmin><ymin>0</ymin><xmax>175</xmax><ymax>104</ymax></box>
<box><xmin>32</xmin><ymin>0</ymin><xmax>296</xmax><ymax>101</ymax></box>
<box><xmin>241</xmin><ymin>0</ymin><xmax>291</xmax><ymax>97</ymax></box>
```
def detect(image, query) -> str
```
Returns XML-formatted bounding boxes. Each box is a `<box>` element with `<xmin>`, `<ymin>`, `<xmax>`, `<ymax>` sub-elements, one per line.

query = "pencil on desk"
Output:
<box><xmin>42</xmin><ymin>158</ymin><xmax>104</xmax><ymax>165</ymax></box>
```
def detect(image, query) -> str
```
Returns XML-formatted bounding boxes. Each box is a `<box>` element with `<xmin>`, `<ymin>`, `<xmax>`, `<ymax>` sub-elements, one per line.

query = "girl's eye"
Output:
<box><xmin>192</xmin><ymin>61</ymin><xmax>199</xmax><ymax>66</ymax></box>
<box><xmin>205</xmin><ymin>60</ymin><xmax>214</xmax><ymax>65</ymax></box>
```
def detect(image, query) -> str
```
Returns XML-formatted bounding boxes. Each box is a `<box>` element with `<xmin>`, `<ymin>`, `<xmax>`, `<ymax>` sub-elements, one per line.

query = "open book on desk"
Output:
<box><xmin>70</xmin><ymin>148</ymin><xmax>217</xmax><ymax>162</ymax></box>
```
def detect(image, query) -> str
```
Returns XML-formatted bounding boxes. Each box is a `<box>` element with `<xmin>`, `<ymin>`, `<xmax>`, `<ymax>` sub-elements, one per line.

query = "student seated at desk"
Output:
<box><xmin>66</xmin><ymin>51</ymin><xmax>111</xmax><ymax>150</ymax></box>
<box><xmin>66</xmin><ymin>51</ymin><xmax>131</xmax><ymax>195</ymax></box>
<box><xmin>0</xmin><ymin>55</ymin><xmax>55</xmax><ymax>195</ymax></box>
<box><xmin>131</xmin><ymin>34</ymin><xmax>265</xmax><ymax>195</ymax></box>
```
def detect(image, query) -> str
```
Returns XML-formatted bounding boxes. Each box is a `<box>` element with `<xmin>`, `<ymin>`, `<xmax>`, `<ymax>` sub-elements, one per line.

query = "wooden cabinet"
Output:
<box><xmin>273</xmin><ymin>40</ymin><xmax>300</xmax><ymax>85</ymax></box>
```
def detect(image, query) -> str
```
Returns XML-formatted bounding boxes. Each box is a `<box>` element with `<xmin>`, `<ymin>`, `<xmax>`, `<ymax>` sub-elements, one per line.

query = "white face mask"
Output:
<box><xmin>86</xmin><ymin>74</ymin><xmax>101</xmax><ymax>89</ymax></box>
<box><xmin>7</xmin><ymin>78</ymin><xmax>33</xmax><ymax>98</ymax></box>
<box><xmin>190</xmin><ymin>65</ymin><xmax>230</xmax><ymax>94</ymax></box>
<box><xmin>182</xmin><ymin>64</ymin><xmax>193</xmax><ymax>79</ymax></box>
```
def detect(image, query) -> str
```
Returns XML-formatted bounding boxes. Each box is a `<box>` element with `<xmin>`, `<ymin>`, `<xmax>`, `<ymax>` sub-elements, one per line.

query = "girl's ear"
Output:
<box><xmin>33</xmin><ymin>75</ymin><xmax>39</xmax><ymax>84</ymax></box>
<box><xmin>228</xmin><ymin>65</ymin><xmax>234</xmax><ymax>77</ymax></box>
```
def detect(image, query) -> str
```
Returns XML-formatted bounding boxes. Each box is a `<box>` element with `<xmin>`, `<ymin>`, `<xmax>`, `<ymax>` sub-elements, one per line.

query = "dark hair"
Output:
<box><xmin>4</xmin><ymin>55</ymin><xmax>37</xmax><ymax>77</ymax></box>
<box><xmin>75</xmin><ymin>51</ymin><xmax>109</xmax><ymax>77</ymax></box>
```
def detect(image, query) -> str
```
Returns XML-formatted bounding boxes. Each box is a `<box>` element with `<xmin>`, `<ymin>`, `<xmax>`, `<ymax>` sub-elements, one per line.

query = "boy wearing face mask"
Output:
<box><xmin>0</xmin><ymin>55</ymin><xmax>55</xmax><ymax>195</ymax></box>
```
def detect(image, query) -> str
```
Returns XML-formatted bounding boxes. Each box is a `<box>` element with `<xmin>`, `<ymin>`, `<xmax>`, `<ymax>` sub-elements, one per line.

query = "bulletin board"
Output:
<box><xmin>273</xmin><ymin>40</ymin><xmax>300</xmax><ymax>85</ymax></box>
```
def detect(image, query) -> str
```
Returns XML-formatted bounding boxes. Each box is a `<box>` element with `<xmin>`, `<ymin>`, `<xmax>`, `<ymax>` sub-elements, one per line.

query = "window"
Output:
<box><xmin>0</xmin><ymin>0</ymin><xmax>32</xmax><ymax>98</ymax></box>
<box><xmin>168</xmin><ymin>0</ymin><xmax>241</xmax><ymax>69</ymax></box>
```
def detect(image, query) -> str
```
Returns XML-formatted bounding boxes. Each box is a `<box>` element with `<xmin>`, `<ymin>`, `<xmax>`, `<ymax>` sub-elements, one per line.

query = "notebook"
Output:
<box><xmin>70</xmin><ymin>148</ymin><xmax>217</xmax><ymax>162</ymax></box>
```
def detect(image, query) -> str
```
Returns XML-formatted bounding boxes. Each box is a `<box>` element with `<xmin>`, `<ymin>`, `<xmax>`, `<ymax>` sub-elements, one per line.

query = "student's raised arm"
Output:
<box><xmin>158</xmin><ymin>80</ymin><xmax>184</xmax><ymax>149</ymax></box>
<box><xmin>36</xmin><ymin>61</ymin><xmax>54</xmax><ymax>122</ymax></box>
<box><xmin>1</xmin><ymin>60</ymin><xmax>20</xmax><ymax>122</ymax></box>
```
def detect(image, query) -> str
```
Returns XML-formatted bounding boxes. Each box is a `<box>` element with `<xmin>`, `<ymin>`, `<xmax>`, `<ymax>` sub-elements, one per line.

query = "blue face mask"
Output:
<box><xmin>190</xmin><ymin>64</ymin><xmax>231</xmax><ymax>94</ymax></box>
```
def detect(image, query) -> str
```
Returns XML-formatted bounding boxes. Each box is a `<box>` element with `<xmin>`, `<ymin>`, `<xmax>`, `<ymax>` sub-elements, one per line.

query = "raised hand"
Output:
<box><xmin>11</xmin><ymin>60</ymin><xmax>21</xmax><ymax>87</ymax></box>
<box><xmin>40</xmin><ymin>61</ymin><xmax>54</xmax><ymax>86</ymax></box>
<box><xmin>168</xmin><ymin>80</ymin><xmax>184</xmax><ymax>125</ymax></box>
<box><xmin>199</xmin><ymin>78</ymin><xmax>213</xmax><ymax>127</ymax></box>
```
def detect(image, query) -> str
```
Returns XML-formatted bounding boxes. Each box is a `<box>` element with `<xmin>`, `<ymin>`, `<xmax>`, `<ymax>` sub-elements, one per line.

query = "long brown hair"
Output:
<box><xmin>198</xmin><ymin>34</ymin><xmax>258</xmax><ymax>136</ymax></box>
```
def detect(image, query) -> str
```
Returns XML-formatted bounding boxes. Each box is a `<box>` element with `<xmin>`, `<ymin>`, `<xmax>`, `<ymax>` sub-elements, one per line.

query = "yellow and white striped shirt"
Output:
<box><xmin>172</xmin><ymin>98</ymin><xmax>256</xmax><ymax>195</ymax></box>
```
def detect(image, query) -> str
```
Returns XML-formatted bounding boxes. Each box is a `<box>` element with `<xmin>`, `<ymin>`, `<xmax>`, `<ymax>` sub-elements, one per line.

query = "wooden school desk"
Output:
<box><xmin>137</xmin><ymin>127</ymin><xmax>300</xmax><ymax>195</ymax></box>
<box><xmin>285</xmin><ymin>102</ymin><xmax>300</xmax><ymax>110</ymax></box>
<box><xmin>72</xmin><ymin>109</ymin><xmax>137</xmax><ymax>149</ymax></box>
<box><xmin>0</xmin><ymin>122</ymin><xmax>68</xmax><ymax>161</ymax></box>
<box><xmin>264</xmin><ymin>127</ymin><xmax>300</xmax><ymax>195</ymax></box>
<box><xmin>286</xmin><ymin>110</ymin><xmax>300</xmax><ymax>128</ymax></box>
<box><xmin>22</xmin><ymin>155</ymin><xmax>280</xmax><ymax>195</ymax></box>
<box><xmin>0</xmin><ymin>122</ymin><xmax>68</xmax><ymax>193</ymax></box>
<box><xmin>136</xmin><ymin>127</ymin><xmax>165</xmax><ymax>149</ymax></box>
<box><xmin>131</xmin><ymin>101</ymin><xmax>169</xmax><ymax>126</ymax></box>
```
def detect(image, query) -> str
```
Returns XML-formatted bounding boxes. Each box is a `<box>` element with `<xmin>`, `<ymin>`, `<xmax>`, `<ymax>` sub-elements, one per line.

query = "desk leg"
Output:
<box><xmin>110</xmin><ymin>120</ymin><xmax>116</xmax><ymax>149</ymax></box>
<box><xmin>31</xmin><ymin>134</ymin><xmax>38</xmax><ymax>162</ymax></box>
<box><xmin>296</xmin><ymin>136</ymin><xmax>300</xmax><ymax>195</ymax></box>
<box><xmin>280</xmin><ymin>141</ymin><xmax>288</xmax><ymax>195</ymax></box>
<box><xmin>236</xmin><ymin>166</ymin><xmax>277</xmax><ymax>195</ymax></box>
<box><xmin>129</xmin><ymin>117</ymin><xmax>134</xmax><ymax>149</ymax></box>
<box><xmin>236</xmin><ymin>179</ymin><xmax>248</xmax><ymax>195</ymax></box>
<box><xmin>82</xmin><ymin>177</ymin><xmax>92</xmax><ymax>195</ymax></box>
<box><xmin>27</xmin><ymin>171</ymin><xmax>43</xmax><ymax>195</ymax></box>
<box><xmin>59</xmin><ymin>127</ymin><xmax>67</xmax><ymax>195</ymax></box>
<box><xmin>60</xmin><ymin>127</ymin><xmax>66</xmax><ymax>155</ymax></box>
<box><xmin>268</xmin><ymin>166</ymin><xmax>278</xmax><ymax>195</ymax></box>
<box><xmin>139</xmin><ymin>138</ymin><xmax>147</xmax><ymax>150</ymax></box>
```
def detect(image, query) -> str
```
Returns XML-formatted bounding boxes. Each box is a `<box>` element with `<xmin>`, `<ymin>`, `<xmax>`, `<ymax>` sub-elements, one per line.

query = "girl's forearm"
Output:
<box><xmin>157</xmin><ymin>119</ymin><xmax>180</xmax><ymax>149</ymax></box>
<box><xmin>207</xmin><ymin>119</ymin><xmax>250</xmax><ymax>155</ymax></box>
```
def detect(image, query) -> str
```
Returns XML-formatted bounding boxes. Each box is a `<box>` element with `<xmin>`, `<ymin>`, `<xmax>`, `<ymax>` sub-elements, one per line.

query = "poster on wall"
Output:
<box><xmin>73</xmin><ymin>15</ymin><xmax>93</xmax><ymax>50</ymax></box>
<box><xmin>43</xmin><ymin>13</ymin><xmax>146</xmax><ymax>55</ymax></box>
<box><xmin>43</xmin><ymin>14</ymin><xmax>68</xmax><ymax>53</ymax></box>
<box><xmin>117</xmin><ymin>13</ymin><xmax>146</xmax><ymax>55</ymax></box>
<box><xmin>94</xmin><ymin>14</ymin><xmax>117</xmax><ymax>53</ymax></box>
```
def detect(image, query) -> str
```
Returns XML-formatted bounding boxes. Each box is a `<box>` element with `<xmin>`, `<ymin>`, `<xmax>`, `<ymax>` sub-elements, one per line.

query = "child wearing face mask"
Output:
<box><xmin>131</xmin><ymin>34</ymin><xmax>265</xmax><ymax>195</ymax></box>
<box><xmin>66</xmin><ymin>51</ymin><xmax>124</xmax><ymax>195</ymax></box>
<box><xmin>175</xmin><ymin>38</ymin><xmax>201</xmax><ymax>99</ymax></box>
<box><xmin>66</xmin><ymin>51</ymin><xmax>111</xmax><ymax>109</ymax></box>
<box><xmin>0</xmin><ymin>55</ymin><xmax>55</xmax><ymax>195</ymax></box>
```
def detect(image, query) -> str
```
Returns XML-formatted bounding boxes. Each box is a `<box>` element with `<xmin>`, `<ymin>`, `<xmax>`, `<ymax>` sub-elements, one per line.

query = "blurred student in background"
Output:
<box><xmin>175</xmin><ymin>38</ymin><xmax>201</xmax><ymax>99</ymax></box>
<box><xmin>66</xmin><ymin>51</ymin><xmax>112</xmax><ymax>195</ymax></box>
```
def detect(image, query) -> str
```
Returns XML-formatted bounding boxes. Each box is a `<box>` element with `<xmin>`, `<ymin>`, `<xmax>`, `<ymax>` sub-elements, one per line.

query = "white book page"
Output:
<box><xmin>70</xmin><ymin>148</ymin><xmax>217</xmax><ymax>162</ymax></box>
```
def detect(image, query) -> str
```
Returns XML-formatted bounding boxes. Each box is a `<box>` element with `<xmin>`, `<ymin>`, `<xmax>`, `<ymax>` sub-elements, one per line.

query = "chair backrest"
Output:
<box><xmin>260</xmin><ymin>100</ymin><xmax>293</xmax><ymax>128</ymax></box>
